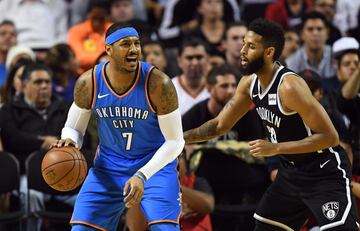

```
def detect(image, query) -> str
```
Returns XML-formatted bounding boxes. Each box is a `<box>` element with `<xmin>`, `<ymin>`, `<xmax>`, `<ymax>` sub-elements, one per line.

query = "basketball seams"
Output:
<box><xmin>69</xmin><ymin>147</ymin><xmax>81</xmax><ymax>190</ymax></box>
<box><xmin>42</xmin><ymin>159</ymin><xmax>85</xmax><ymax>172</ymax></box>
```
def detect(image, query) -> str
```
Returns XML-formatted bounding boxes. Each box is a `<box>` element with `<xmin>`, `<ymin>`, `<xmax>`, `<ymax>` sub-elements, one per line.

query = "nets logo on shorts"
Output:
<box><xmin>322</xmin><ymin>201</ymin><xmax>339</xmax><ymax>220</ymax></box>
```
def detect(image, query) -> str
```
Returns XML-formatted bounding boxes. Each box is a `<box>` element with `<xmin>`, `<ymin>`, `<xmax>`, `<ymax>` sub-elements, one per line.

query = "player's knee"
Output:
<box><xmin>71</xmin><ymin>224</ymin><xmax>99</xmax><ymax>231</ymax></box>
<box><xmin>149</xmin><ymin>222</ymin><xmax>180</xmax><ymax>231</ymax></box>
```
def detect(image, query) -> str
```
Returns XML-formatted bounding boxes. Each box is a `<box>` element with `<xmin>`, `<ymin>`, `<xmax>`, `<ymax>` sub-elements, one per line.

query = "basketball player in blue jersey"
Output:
<box><xmin>52</xmin><ymin>23</ymin><xmax>185</xmax><ymax>231</ymax></box>
<box><xmin>184</xmin><ymin>18</ymin><xmax>359</xmax><ymax>231</ymax></box>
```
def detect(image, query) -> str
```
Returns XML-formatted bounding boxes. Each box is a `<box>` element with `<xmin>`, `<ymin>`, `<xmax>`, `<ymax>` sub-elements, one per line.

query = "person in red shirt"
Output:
<box><xmin>265</xmin><ymin>0</ymin><xmax>312</xmax><ymax>30</ymax></box>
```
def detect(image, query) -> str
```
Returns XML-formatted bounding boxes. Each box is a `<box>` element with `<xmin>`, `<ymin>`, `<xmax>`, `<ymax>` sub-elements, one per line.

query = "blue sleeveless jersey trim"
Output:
<box><xmin>92</xmin><ymin>61</ymin><xmax>165</xmax><ymax>174</ymax></box>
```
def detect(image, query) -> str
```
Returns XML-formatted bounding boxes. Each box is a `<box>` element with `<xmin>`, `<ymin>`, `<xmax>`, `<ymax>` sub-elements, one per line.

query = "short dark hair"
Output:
<box><xmin>22</xmin><ymin>63</ymin><xmax>53</xmax><ymax>82</ymax></box>
<box><xmin>87</xmin><ymin>0</ymin><xmax>110</xmax><ymax>14</ymax></box>
<box><xmin>45</xmin><ymin>44</ymin><xmax>75</xmax><ymax>73</ymax></box>
<box><xmin>223</xmin><ymin>21</ymin><xmax>248</xmax><ymax>40</ymax></box>
<box><xmin>207</xmin><ymin>64</ymin><xmax>236</xmax><ymax>85</ymax></box>
<box><xmin>179</xmin><ymin>37</ymin><xmax>209</xmax><ymax>56</ymax></box>
<box><xmin>0</xmin><ymin>20</ymin><xmax>15</xmax><ymax>28</ymax></box>
<box><xmin>301</xmin><ymin>11</ymin><xmax>328</xmax><ymax>30</ymax></box>
<box><xmin>143</xmin><ymin>40</ymin><xmax>164</xmax><ymax>49</ymax></box>
<box><xmin>105</xmin><ymin>22</ymin><xmax>135</xmax><ymax>39</ymax></box>
<box><xmin>298</xmin><ymin>69</ymin><xmax>323</xmax><ymax>94</ymax></box>
<box><xmin>1</xmin><ymin>59</ymin><xmax>33</xmax><ymax>104</ymax></box>
<box><xmin>248</xmin><ymin>18</ymin><xmax>285</xmax><ymax>61</ymax></box>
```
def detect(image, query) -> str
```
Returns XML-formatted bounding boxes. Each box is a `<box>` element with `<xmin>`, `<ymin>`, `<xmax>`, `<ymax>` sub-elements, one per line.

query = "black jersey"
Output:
<box><xmin>250</xmin><ymin>64</ymin><xmax>322</xmax><ymax>164</ymax></box>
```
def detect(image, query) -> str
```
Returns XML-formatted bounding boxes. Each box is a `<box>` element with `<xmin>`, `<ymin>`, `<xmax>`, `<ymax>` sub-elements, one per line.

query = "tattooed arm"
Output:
<box><xmin>148</xmin><ymin>68</ymin><xmax>178</xmax><ymax>115</ymax></box>
<box><xmin>184</xmin><ymin>75</ymin><xmax>253</xmax><ymax>144</ymax></box>
<box><xmin>74</xmin><ymin>69</ymin><xmax>93</xmax><ymax>109</ymax></box>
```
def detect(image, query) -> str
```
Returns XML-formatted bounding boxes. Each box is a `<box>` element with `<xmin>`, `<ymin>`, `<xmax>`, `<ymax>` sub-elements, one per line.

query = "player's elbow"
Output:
<box><xmin>200</xmin><ymin>195</ymin><xmax>215</xmax><ymax>214</ymax></box>
<box><xmin>177</xmin><ymin>138</ymin><xmax>185</xmax><ymax>154</ymax></box>
<box><xmin>172</xmin><ymin>138</ymin><xmax>185</xmax><ymax>159</ymax></box>
<box><xmin>206</xmin><ymin>195</ymin><xmax>215</xmax><ymax>213</ymax></box>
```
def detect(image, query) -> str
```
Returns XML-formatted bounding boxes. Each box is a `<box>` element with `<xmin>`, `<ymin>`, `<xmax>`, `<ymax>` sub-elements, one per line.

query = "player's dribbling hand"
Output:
<box><xmin>249</xmin><ymin>139</ymin><xmax>279</xmax><ymax>157</ymax></box>
<box><xmin>123</xmin><ymin>176</ymin><xmax>144</xmax><ymax>208</ymax></box>
<box><xmin>50</xmin><ymin>138</ymin><xmax>79</xmax><ymax>149</ymax></box>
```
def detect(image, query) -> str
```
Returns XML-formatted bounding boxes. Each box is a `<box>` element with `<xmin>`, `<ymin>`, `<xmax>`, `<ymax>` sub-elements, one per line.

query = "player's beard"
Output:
<box><xmin>239</xmin><ymin>54</ymin><xmax>264</xmax><ymax>75</ymax></box>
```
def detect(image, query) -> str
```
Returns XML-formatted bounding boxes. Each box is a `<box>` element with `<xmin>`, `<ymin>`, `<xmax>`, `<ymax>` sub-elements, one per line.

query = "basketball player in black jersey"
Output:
<box><xmin>183</xmin><ymin>18</ymin><xmax>359</xmax><ymax>230</ymax></box>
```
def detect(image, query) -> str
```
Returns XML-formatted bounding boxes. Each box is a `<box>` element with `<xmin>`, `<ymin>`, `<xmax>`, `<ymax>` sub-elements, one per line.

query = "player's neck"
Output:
<box><xmin>106</xmin><ymin>62</ymin><xmax>137</xmax><ymax>89</ymax></box>
<box><xmin>257</xmin><ymin>62</ymin><xmax>279</xmax><ymax>91</ymax></box>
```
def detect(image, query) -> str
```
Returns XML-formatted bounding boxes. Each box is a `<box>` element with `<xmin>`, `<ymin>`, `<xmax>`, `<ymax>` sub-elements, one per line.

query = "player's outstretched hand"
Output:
<box><xmin>50</xmin><ymin>138</ymin><xmax>79</xmax><ymax>149</ymax></box>
<box><xmin>249</xmin><ymin>139</ymin><xmax>279</xmax><ymax>157</ymax></box>
<box><xmin>123</xmin><ymin>175</ymin><xmax>144</xmax><ymax>208</ymax></box>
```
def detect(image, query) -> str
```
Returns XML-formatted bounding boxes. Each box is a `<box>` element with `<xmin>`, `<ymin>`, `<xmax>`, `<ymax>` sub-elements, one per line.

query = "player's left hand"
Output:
<box><xmin>249</xmin><ymin>139</ymin><xmax>279</xmax><ymax>157</ymax></box>
<box><xmin>123</xmin><ymin>176</ymin><xmax>144</xmax><ymax>208</ymax></box>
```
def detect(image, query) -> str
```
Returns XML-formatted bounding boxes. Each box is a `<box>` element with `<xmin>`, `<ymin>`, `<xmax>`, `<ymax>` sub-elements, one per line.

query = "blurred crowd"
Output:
<box><xmin>0</xmin><ymin>0</ymin><xmax>359</xmax><ymax>231</ymax></box>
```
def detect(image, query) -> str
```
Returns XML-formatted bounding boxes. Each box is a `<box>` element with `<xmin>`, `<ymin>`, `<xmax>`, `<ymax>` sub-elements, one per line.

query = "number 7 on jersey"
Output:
<box><xmin>122</xmin><ymin>132</ymin><xmax>133</xmax><ymax>150</ymax></box>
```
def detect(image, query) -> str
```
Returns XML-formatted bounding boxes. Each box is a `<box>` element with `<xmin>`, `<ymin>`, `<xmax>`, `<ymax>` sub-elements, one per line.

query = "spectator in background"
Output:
<box><xmin>241</xmin><ymin>0</ymin><xmax>274</xmax><ymax>26</ymax></box>
<box><xmin>265</xmin><ymin>0</ymin><xmax>312</xmax><ymax>30</ymax></box>
<box><xmin>279</xmin><ymin>29</ymin><xmax>300</xmax><ymax>65</ymax></box>
<box><xmin>222</xmin><ymin>22</ymin><xmax>248</xmax><ymax>79</ymax></box>
<box><xmin>0</xmin><ymin>63</ymin><xmax>70</xmax><ymax>230</ymax></box>
<box><xmin>68</xmin><ymin>0</ymin><xmax>112</xmax><ymax>72</ymax></box>
<box><xmin>333</xmin><ymin>37</ymin><xmax>360</xmax><ymax>150</ymax></box>
<box><xmin>110</xmin><ymin>0</ymin><xmax>135</xmax><ymax>23</ymax></box>
<box><xmin>313</xmin><ymin>0</ymin><xmax>342</xmax><ymax>45</ymax></box>
<box><xmin>334</xmin><ymin>0</ymin><xmax>360</xmax><ymax>36</ymax></box>
<box><xmin>0</xmin><ymin>0</ymin><xmax>67</xmax><ymax>50</ymax></box>
<box><xmin>158</xmin><ymin>0</ymin><xmax>239</xmax><ymax>48</ymax></box>
<box><xmin>142</xmin><ymin>41</ymin><xmax>167</xmax><ymax>72</ymax></box>
<box><xmin>0</xmin><ymin>59</ymin><xmax>33</xmax><ymax>105</ymax></box>
<box><xmin>144</xmin><ymin>0</ymin><xmax>165</xmax><ymax>26</ymax></box>
<box><xmin>347</xmin><ymin>10</ymin><xmax>360</xmax><ymax>43</ymax></box>
<box><xmin>173</xmin><ymin>37</ymin><xmax>210</xmax><ymax>115</ymax></box>
<box><xmin>186</xmin><ymin>0</ymin><xmax>226</xmax><ymax>58</ymax></box>
<box><xmin>67</xmin><ymin>0</ymin><xmax>92</xmax><ymax>27</ymax></box>
<box><xmin>44</xmin><ymin>44</ymin><xmax>79</xmax><ymax>103</ymax></box>
<box><xmin>286</xmin><ymin>11</ymin><xmax>336</xmax><ymax>89</ymax></box>
<box><xmin>109</xmin><ymin>0</ymin><xmax>154</xmax><ymax>46</ymax></box>
<box><xmin>0</xmin><ymin>63</ymin><xmax>68</xmax><ymax>173</ymax></box>
<box><xmin>158</xmin><ymin>0</ymin><xmax>239</xmax><ymax>76</ymax></box>
<box><xmin>0</xmin><ymin>20</ymin><xmax>16</xmax><ymax>86</ymax></box>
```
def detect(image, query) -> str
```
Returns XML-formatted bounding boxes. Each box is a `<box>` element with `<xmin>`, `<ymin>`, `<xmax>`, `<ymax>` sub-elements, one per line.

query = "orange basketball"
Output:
<box><xmin>41</xmin><ymin>146</ymin><xmax>87</xmax><ymax>192</ymax></box>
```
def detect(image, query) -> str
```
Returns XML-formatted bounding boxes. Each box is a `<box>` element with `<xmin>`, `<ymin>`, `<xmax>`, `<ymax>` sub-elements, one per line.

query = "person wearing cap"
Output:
<box><xmin>5</xmin><ymin>44</ymin><xmax>36</xmax><ymax>75</ymax></box>
<box><xmin>333</xmin><ymin>37</ymin><xmax>360</xmax><ymax>149</ymax></box>
<box><xmin>52</xmin><ymin>22</ymin><xmax>185</xmax><ymax>231</ymax></box>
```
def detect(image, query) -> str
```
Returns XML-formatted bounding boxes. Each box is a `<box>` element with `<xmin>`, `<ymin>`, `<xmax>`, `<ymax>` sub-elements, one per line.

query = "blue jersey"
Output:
<box><xmin>91</xmin><ymin>61</ymin><xmax>165</xmax><ymax>174</ymax></box>
<box><xmin>71</xmin><ymin>61</ymin><xmax>181</xmax><ymax>230</ymax></box>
